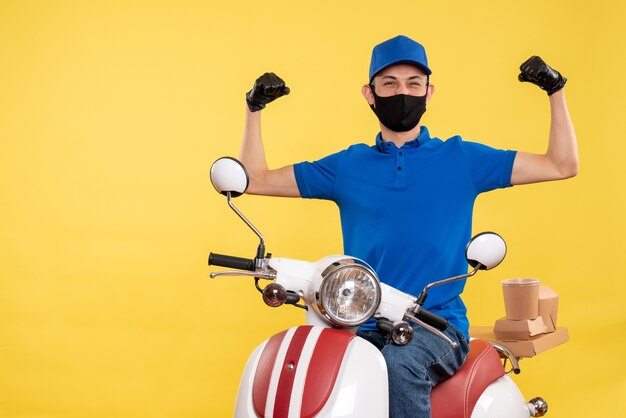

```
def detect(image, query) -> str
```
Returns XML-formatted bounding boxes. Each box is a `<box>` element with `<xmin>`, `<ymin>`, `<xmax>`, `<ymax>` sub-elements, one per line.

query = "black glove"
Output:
<box><xmin>518</xmin><ymin>56</ymin><xmax>567</xmax><ymax>95</ymax></box>
<box><xmin>246</xmin><ymin>72</ymin><xmax>290</xmax><ymax>112</ymax></box>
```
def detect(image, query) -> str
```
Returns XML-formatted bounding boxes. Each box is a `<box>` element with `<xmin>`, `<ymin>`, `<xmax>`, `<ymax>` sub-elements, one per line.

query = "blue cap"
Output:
<box><xmin>369</xmin><ymin>35</ymin><xmax>431</xmax><ymax>82</ymax></box>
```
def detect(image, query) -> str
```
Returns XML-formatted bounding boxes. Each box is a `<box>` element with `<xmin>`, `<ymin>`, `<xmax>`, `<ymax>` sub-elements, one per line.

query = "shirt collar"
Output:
<box><xmin>375</xmin><ymin>126</ymin><xmax>431</xmax><ymax>154</ymax></box>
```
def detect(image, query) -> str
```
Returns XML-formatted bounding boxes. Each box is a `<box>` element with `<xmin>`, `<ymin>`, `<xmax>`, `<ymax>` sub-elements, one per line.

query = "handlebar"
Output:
<box><xmin>208</xmin><ymin>252</ymin><xmax>255</xmax><ymax>271</ymax></box>
<box><xmin>414</xmin><ymin>307</ymin><xmax>448</xmax><ymax>331</ymax></box>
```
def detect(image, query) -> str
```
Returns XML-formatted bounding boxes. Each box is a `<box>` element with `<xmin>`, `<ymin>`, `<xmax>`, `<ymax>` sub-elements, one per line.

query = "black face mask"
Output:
<box><xmin>369</xmin><ymin>87</ymin><xmax>427</xmax><ymax>132</ymax></box>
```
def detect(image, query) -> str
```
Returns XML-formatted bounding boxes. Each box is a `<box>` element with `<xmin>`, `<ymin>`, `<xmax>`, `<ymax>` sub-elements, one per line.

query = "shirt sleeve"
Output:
<box><xmin>293</xmin><ymin>150</ymin><xmax>345</xmax><ymax>200</ymax></box>
<box><xmin>461</xmin><ymin>140</ymin><xmax>517</xmax><ymax>194</ymax></box>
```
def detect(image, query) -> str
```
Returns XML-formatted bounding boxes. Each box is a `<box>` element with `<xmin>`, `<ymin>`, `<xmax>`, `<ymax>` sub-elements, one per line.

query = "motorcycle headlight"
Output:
<box><xmin>316</xmin><ymin>259</ymin><xmax>381</xmax><ymax>327</ymax></box>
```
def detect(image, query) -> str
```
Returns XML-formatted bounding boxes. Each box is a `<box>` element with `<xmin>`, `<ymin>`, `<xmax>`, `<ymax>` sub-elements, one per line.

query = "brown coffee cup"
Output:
<box><xmin>502</xmin><ymin>278</ymin><xmax>540</xmax><ymax>320</ymax></box>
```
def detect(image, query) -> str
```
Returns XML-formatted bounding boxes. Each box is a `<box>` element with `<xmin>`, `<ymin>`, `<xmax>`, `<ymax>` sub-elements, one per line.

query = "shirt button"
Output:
<box><xmin>397</xmin><ymin>166</ymin><xmax>402</xmax><ymax>170</ymax></box>
<box><xmin>399</xmin><ymin>152</ymin><xmax>403</xmax><ymax>156</ymax></box>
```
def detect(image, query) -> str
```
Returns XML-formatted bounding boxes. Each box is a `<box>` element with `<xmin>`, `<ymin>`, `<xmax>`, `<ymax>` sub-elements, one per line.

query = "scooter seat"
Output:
<box><xmin>430</xmin><ymin>339</ymin><xmax>505</xmax><ymax>418</ymax></box>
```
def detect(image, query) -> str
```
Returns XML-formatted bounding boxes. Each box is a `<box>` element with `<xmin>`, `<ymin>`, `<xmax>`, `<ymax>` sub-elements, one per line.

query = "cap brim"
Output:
<box><xmin>370</xmin><ymin>59</ymin><xmax>432</xmax><ymax>82</ymax></box>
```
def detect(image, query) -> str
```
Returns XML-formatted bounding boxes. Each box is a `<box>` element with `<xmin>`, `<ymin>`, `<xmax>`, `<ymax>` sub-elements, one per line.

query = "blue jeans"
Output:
<box><xmin>357</xmin><ymin>323</ymin><xmax>470</xmax><ymax>418</ymax></box>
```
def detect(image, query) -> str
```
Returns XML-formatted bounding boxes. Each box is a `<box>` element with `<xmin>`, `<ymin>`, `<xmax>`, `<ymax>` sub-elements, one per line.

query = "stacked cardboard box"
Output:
<box><xmin>470</xmin><ymin>326</ymin><xmax>569</xmax><ymax>358</ymax></box>
<box><xmin>493</xmin><ymin>284</ymin><xmax>559</xmax><ymax>340</ymax></box>
<box><xmin>470</xmin><ymin>282</ymin><xmax>569</xmax><ymax>358</ymax></box>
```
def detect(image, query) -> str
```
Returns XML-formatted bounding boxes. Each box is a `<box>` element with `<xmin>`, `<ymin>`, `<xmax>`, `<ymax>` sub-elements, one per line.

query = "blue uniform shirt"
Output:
<box><xmin>293</xmin><ymin>126</ymin><xmax>517</xmax><ymax>338</ymax></box>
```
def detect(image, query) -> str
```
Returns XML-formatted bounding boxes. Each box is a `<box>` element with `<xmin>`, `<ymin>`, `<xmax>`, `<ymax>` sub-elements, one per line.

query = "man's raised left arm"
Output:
<box><xmin>510</xmin><ymin>56</ymin><xmax>578</xmax><ymax>185</ymax></box>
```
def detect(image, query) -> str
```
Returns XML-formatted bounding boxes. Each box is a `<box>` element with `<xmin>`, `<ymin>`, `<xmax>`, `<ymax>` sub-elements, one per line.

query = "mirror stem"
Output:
<box><xmin>415</xmin><ymin>264</ymin><xmax>482</xmax><ymax>306</ymax></box>
<box><xmin>227</xmin><ymin>192</ymin><xmax>266</xmax><ymax>257</ymax></box>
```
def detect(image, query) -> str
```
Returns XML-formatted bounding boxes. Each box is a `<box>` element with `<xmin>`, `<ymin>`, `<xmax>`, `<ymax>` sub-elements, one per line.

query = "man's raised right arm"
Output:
<box><xmin>239</xmin><ymin>73</ymin><xmax>301</xmax><ymax>197</ymax></box>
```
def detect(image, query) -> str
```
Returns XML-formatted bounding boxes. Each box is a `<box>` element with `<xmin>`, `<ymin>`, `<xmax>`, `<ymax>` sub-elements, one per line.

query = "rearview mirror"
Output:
<box><xmin>465</xmin><ymin>232</ymin><xmax>506</xmax><ymax>270</ymax></box>
<box><xmin>210</xmin><ymin>157</ymin><xmax>249</xmax><ymax>197</ymax></box>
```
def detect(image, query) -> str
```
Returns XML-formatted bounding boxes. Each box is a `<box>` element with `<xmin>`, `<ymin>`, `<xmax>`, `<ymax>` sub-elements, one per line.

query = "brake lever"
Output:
<box><xmin>210</xmin><ymin>270</ymin><xmax>276</xmax><ymax>279</ymax></box>
<box><xmin>404</xmin><ymin>312</ymin><xmax>458</xmax><ymax>349</ymax></box>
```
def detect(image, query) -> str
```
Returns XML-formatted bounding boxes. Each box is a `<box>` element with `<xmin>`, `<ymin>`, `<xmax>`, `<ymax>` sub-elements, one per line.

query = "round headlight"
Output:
<box><xmin>316</xmin><ymin>259</ymin><xmax>381</xmax><ymax>327</ymax></box>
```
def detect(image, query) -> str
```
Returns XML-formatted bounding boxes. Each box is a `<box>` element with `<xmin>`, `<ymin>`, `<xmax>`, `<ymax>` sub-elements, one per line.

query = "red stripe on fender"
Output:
<box><xmin>301</xmin><ymin>328</ymin><xmax>356</xmax><ymax>418</ymax></box>
<box><xmin>253</xmin><ymin>330</ymin><xmax>288</xmax><ymax>418</ymax></box>
<box><xmin>273</xmin><ymin>326</ymin><xmax>313</xmax><ymax>418</ymax></box>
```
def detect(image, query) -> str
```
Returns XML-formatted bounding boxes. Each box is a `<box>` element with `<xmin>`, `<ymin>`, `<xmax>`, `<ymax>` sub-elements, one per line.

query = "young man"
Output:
<box><xmin>239</xmin><ymin>35</ymin><xmax>577</xmax><ymax>417</ymax></box>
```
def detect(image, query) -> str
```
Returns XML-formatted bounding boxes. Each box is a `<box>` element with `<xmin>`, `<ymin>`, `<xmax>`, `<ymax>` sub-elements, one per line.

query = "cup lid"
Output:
<box><xmin>502</xmin><ymin>278</ymin><xmax>540</xmax><ymax>286</ymax></box>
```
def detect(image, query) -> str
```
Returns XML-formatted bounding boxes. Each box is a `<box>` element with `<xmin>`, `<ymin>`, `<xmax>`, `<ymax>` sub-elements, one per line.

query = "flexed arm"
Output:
<box><xmin>511</xmin><ymin>57</ymin><xmax>578</xmax><ymax>185</ymax></box>
<box><xmin>239</xmin><ymin>73</ymin><xmax>301</xmax><ymax>197</ymax></box>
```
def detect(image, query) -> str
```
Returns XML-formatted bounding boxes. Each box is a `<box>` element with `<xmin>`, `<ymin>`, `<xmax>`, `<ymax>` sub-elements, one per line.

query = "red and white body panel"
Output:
<box><xmin>234</xmin><ymin>326</ymin><xmax>387</xmax><ymax>418</ymax></box>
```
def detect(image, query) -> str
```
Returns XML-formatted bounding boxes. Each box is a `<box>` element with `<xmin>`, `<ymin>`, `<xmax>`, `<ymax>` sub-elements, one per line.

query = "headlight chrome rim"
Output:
<box><xmin>315</xmin><ymin>258</ymin><xmax>381</xmax><ymax>327</ymax></box>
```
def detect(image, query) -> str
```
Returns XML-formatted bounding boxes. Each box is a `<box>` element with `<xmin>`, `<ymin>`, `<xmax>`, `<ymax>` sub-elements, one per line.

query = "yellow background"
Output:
<box><xmin>1</xmin><ymin>1</ymin><xmax>624</xmax><ymax>417</ymax></box>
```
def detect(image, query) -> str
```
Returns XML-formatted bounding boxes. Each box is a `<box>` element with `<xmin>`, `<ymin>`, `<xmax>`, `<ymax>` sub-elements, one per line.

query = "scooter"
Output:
<box><xmin>208</xmin><ymin>156</ymin><xmax>549</xmax><ymax>418</ymax></box>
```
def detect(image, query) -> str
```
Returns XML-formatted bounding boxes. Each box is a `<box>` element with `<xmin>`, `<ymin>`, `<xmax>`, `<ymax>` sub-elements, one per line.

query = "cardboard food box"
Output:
<box><xmin>538</xmin><ymin>284</ymin><xmax>559</xmax><ymax>332</ymax></box>
<box><xmin>470</xmin><ymin>326</ymin><xmax>569</xmax><ymax>358</ymax></box>
<box><xmin>493</xmin><ymin>316</ymin><xmax>548</xmax><ymax>341</ymax></box>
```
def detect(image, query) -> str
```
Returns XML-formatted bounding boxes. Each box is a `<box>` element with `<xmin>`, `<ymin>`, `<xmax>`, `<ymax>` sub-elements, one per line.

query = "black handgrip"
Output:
<box><xmin>415</xmin><ymin>308</ymin><xmax>448</xmax><ymax>331</ymax></box>
<box><xmin>208</xmin><ymin>252</ymin><xmax>255</xmax><ymax>271</ymax></box>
